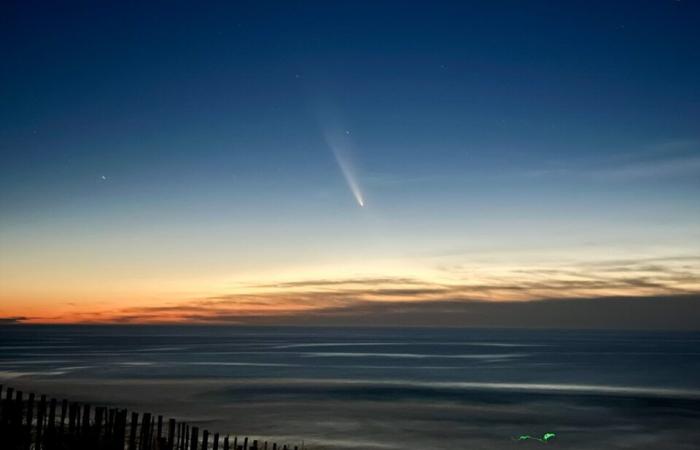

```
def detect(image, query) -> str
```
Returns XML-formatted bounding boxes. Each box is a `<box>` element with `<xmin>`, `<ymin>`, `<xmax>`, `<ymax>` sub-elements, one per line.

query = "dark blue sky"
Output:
<box><xmin>3</xmin><ymin>1</ymin><xmax>699</xmax><ymax>200</ymax></box>
<box><xmin>1</xmin><ymin>1</ymin><xmax>699</xmax><ymax>322</ymax></box>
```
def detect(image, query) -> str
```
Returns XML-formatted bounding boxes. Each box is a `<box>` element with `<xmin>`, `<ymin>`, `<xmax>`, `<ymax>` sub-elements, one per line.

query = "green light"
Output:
<box><xmin>514</xmin><ymin>432</ymin><xmax>556</xmax><ymax>443</ymax></box>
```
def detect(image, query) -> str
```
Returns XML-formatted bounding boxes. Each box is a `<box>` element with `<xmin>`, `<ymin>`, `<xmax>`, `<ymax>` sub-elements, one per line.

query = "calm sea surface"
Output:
<box><xmin>1</xmin><ymin>326</ymin><xmax>700</xmax><ymax>449</ymax></box>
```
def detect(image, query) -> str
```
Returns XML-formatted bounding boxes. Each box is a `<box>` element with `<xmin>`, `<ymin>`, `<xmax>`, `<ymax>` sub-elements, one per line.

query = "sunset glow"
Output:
<box><xmin>1</xmin><ymin>1</ymin><xmax>699</xmax><ymax>329</ymax></box>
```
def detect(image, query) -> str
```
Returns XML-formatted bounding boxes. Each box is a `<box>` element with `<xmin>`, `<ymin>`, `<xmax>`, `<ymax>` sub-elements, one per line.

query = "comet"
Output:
<box><xmin>324</xmin><ymin>128</ymin><xmax>365</xmax><ymax>208</ymax></box>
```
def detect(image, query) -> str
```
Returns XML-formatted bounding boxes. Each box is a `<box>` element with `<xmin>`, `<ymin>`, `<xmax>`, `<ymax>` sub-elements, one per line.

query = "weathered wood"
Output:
<box><xmin>168</xmin><ymin>418</ymin><xmax>177</xmax><ymax>450</ymax></box>
<box><xmin>0</xmin><ymin>385</ymin><xmax>5</xmax><ymax>426</ymax></box>
<box><xmin>23</xmin><ymin>393</ymin><xmax>35</xmax><ymax>450</ymax></box>
<box><xmin>59</xmin><ymin>399</ymin><xmax>68</xmax><ymax>433</ymax></box>
<box><xmin>190</xmin><ymin>426</ymin><xmax>199</xmax><ymax>450</ymax></box>
<box><xmin>202</xmin><ymin>429</ymin><xmax>209</xmax><ymax>450</ymax></box>
<box><xmin>150</xmin><ymin>415</ymin><xmax>156</xmax><ymax>450</ymax></box>
<box><xmin>109</xmin><ymin>408</ymin><xmax>118</xmax><ymax>437</ymax></box>
<box><xmin>48</xmin><ymin>398</ymin><xmax>57</xmax><ymax>431</ymax></box>
<box><xmin>15</xmin><ymin>391</ymin><xmax>23</xmax><ymax>426</ymax></box>
<box><xmin>67</xmin><ymin>402</ymin><xmax>77</xmax><ymax>434</ymax></box>
<box><xmin>0</xmin><ymin>385</ymin><xmax>4</xmax><ymax>425</ymax></box>
<box><xmin>95</xmin><ymin>406</ymin><xmax>105</xmax><ymax>440</ymax></box>
<box><xmin>150</xmin><ymin>415</ymin><xmax>157</xmax><ymax>450</ymax></box>
<box><xmin>117</xmin><ymin>409</ymin><xmax>129</xmax><ymax>449</ymax></box>
<box><xmin>2</xmin><ymin>387</ymin><xmax>14</xmax><ymax>427</ymax></box>
<box><xmin>129</xmin><ymin>411</ymin><xmax>139</xmax><ymax>450</ymax></box>
<box><xmin>26</xmin><ymin>393</ymin><xmax>35</xmax><ymax>426</ymax></box>
<box><xmin>35</xmin><ymin>394</ymin><xmax>47</xmax><ymax>449</ymax></box>
<box><xmin>82</xmin><ymin>403</ymin><xmax>91</xmax><ymax>432</ymax></box>
<box><xmin>140</xmin><ymin>412</ymin><xmax>152</xmax><ymax>450</ymax></box>
<box><xmin>74</xmin><ymin>402</ymin><xmax>82</xmax><ymax>434</ymax></box>
<box><xmin>0</xmin><ymin>385</ymin><xmax>297</xmax><ymax>450</ymax></box>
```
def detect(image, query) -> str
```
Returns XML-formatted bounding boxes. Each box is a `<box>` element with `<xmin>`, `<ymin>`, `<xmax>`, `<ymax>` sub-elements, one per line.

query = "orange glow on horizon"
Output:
<box><xmin>2</xmin><ymin>256</ymin><xmax>698</xmax><ymax>324</ymax></box>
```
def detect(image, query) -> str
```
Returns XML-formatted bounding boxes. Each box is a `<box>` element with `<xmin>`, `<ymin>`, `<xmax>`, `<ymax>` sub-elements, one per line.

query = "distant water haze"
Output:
<box><xmin>2</xmin><ymin>326</ymin><xmax>700</xmax><ymax>449</ymax></box>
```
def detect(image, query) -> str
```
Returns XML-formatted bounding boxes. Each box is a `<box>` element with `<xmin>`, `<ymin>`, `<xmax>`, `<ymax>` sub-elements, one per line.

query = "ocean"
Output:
<box><xmin>1</xmin><ymin>325</ymin><xmax>700</xmax><ymax>449</ymax></box>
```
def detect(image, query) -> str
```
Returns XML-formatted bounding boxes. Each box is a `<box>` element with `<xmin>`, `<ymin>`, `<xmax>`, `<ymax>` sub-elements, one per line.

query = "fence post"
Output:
<box><xmin>24</xmin><ymin>393</ymin><xmax>35</xmax><ymax>450</ymax></box>
<box><xmin>36</xmin><ymin>394</ymin><xmax>46</xmax><ymax>449</ymax></box>
<box><xmin>168</xmin><ymin>419</ymin><xmax>176</xmax><ymax>450</ymax></box>
<box><xmin>117</xmin><ymin>409</ymin><xmax>129</xmax><ymax>449</ymax></box>
<box><xmin>2</xmin><ymin>387</ymin><xmax>14</xmax><ymax>427</ymax></box>
<box><xmin>82</xmin><ymin>403</ymin><xmax>91</xmax><ymax>434</ymax></box>
<box><xmin>202</xmin><ymin>430</ymin><xmax>209</xmax><ymax>450</ymax></box>
<box><xmin>105</xmin><ymin>409</ymin><xmax>113</xmax><ymax>437</ymax></box>
<box><xmin>190</xmin><ymin>426</ymin><xmax>199</xmax><ymax>450</ymax></box>
<box><xmin>129</xmin><ymin>412</ymin><xmax>139</xmax><ymax>450</ymax></box>
<box><xmin>0</xmin><ymin>385</ymin><xmax>5</xmax><ymax>426</ymax></box>
<box><xmin>59</xmin><ymin>399</ymin><xmax>68</xmax><ymax>434</ymax></box>
<box><xmin>26</xmin><ymin>393</ymin><xmax>35</xmax><ymax>426</ymax></box>
<box><xmin>151</xmin><ymin>415</ymin><xmax>157</xmax><ymax>450</ymax></box>
<box><xmin>0</xmin><ymin>386</ymin><xmax>290</xmax><ymax>450</ymax></box>
<box><xmin>15</xmin><ymin>391</ymin><xmax>24</xmax><ymax>428</ymax></box>
<box><xmin>140</xmin><ymin>412</ymin><xmax>152</xmax><ymax>450</ymax></box>
<box><xmin>94</xmin><ymin>407</ymin><xmax>104</xmax><ymax>445</ymax></box>
<box><xmin>48</xmin><ymin>398</ymin><xmax>57</xmax><ymax>432</ymax></box>
<box><xmin>68</xmin><ymin>402</ymin><xmax>77</xmax><ymax>435</ymax></box>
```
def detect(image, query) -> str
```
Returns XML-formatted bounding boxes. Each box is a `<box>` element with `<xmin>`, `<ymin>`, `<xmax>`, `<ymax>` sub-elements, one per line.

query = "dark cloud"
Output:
<box><xmin>0</xmin><ymin>316</ymin><xmax>28</xmax><ymax>324</ymax></box>
<box><xmin>286</xmin><ymin>295</ymin><xmax>700</xmax><ymax>330</ymax></box>
<box><xmin>106</xmin><ymin>294</ymin><xmax>700</xmax><ymax>330</ymax></box>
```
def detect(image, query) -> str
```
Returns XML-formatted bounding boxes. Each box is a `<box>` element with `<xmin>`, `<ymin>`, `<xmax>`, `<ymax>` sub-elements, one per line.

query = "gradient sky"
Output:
<box><xmin>1</xmin><ymin>1</ymin><xmax>699</xmax><ymax>326</ymax></box>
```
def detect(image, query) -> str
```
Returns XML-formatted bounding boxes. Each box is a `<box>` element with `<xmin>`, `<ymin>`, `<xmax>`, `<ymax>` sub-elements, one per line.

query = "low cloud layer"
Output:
<box><xmin>12</xmin><ymin>256</ymin><xmax>699</xmax><ymax>329</ymax></box>
<box><xmin>0</xmin><ymin>316</ymin><xmax>28</xmax><ymax>324</ymax></box>
<box><xmin>102</xmin><ymin>294</ymin><xmax>700</xmax><ymax>330</ymax></box>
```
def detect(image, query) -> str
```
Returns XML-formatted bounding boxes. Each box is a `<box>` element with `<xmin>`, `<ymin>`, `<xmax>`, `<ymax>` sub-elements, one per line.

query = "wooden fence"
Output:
<box><xmin>0</xmin><ymin>385</ymin><xmax>299</xmax><ymax>450</ymax></box>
